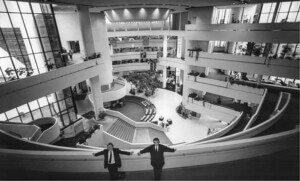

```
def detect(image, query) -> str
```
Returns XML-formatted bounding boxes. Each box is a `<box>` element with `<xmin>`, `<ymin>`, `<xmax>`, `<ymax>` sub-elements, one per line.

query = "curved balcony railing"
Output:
<box><xmin>0</xmin><ymin>126</ymin><xmax>298</xmax><ymax>173</ymax></box>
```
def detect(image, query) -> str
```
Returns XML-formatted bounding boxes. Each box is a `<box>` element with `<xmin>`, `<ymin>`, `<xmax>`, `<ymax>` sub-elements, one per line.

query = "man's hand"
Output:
<box><xmin>130</xmin><ymin>151</ymin><xmax>134</xmax><ymax>155</ymax></box>
<box><xmin>92</xmin><ymin>153</ymin><xmax>96</xmax><ymax>156</ymax></box>
<box><xmin>137</xmin><ymin>152</ymin><xmax>141</xmax><ymax>156</ymax></box>
<box><xmin>173</xmin><ymin>148</ymin><xmax>177</xmax><ymax>152</ymax></box>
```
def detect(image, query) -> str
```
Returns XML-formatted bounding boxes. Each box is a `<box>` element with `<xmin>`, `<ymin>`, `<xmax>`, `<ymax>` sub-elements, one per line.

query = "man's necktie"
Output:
<box><xmin>156</xmin><ymin>146</ymin><xmax>158</xmax><ymax>152</ymax></box>
<box><xmin>109</xmin><ymin>151</ymin><xmax>112</xmax><ymax>163</ymax></box>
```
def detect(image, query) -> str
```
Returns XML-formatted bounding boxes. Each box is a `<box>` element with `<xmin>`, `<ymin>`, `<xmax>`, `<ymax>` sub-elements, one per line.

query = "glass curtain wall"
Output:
<box><xmin>0</xmin><ymin>0</ymin><xmax>77</xmax><ymax>129</ymax></box>
<box><xmin>259</xmin><ymin>1</ymin><xmax>300</xmax><ymax>23</ymax></box>
<box><xmin>275</xmin><ymin>1</ymin><xmax>300</xmax><ymax>22</ymax></box>
<box><xmin>0</xmin><ymin>87</ymin><xmax>77</xmax><ymax>129</ymax></box>
<box><xmin>212</xmin><ymin>8</ymin><xmax>231</xmax><ymax>24</ymax></box>
<box><xmin>0</xmin><ymin>0</ymin><xmax>65</xmax><ymax>83</ymax></box>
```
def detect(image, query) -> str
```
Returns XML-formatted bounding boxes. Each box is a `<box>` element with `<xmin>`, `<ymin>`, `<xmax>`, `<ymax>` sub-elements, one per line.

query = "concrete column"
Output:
<box><xmin>90</xmin><ymin>12</ymin><xmax>113</xmax><ymax>88</ymax></box>
<box><xmin>180</xmin><ymin>69</ymin><xmax>184</xmax><ymax>85</ymax></box>
<box><xmin>77</xmin><ymin>5</ymin><xmax>95</xmax><ymax>57</ymax></box>
<box><xmin>257</xmin><ymin>74</ymin><xmax>263</xmax><ymax>85</ymax></box>
<box><xmin>89</xmin><ymin>75</ymin><xmax>104</xmax><ymax>119</ymax></box>
<box><xmin>110</xmin><ymin>44</ymin><xmax>114</xmax><ymax>55</ymax></box>
<box><xmin>181</xmin><ymin>37</ymin><xmax>186</xmax><ymax>58</ymax></box>
<box><xmin>162</xmin><ymin>66</ymin><xmax>167</xmax><ymax>88</ymax></box>
<box><xmin>176</xmin><ymin>36</ymin><xmax>182</xmax><ymax>58</ymax></box>
<box><xmin>205</xmin><ymin>67</ymin><xmax>210</xmax><ymax>76</ymax></box>
<box><xmin>163</xmin><ymin>35</ymin><xmax>168</xmax><ymax>58</ymax></box>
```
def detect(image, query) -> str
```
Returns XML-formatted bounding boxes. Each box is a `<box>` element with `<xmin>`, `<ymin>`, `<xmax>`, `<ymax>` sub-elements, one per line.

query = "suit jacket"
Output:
<box><xmin>94</xmin><ymin>148</ymin><xmax>131</xmax><ymax>168</ymax></box>
<box><xmin>140</xmin><ymin>144</ymin><xmax>175</xmax><ymax>166</ymax></box>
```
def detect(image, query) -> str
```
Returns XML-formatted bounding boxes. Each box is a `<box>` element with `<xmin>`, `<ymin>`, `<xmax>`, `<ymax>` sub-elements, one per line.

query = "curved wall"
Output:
<box><xmin>33</xmin><ymin>118</ymin><xmax>60</xmax><ymax>144</ymax></box>
<box><xmin>0</xmin><ymin>128</ymin><xmax>298</xmax><ymax>173</ymax></box>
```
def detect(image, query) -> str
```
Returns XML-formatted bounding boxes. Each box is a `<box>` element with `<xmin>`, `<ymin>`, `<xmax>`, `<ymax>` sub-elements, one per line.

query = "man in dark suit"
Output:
<box><xmin>138</xmin><ymin>138</ymin><xmax>176</xmax><ymax>180</ymax></box>
<box><xmin>93</xmin><ymin>143</ymin><xmax>133</xmax><ymax>180</ymax></box>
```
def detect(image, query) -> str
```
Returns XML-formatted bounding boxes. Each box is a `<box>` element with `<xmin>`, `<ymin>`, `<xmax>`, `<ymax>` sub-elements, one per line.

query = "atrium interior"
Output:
<box><xmin>0</xmin><ymin>0</ymin><xmax>299</xmax><ymax>180</ymax></box>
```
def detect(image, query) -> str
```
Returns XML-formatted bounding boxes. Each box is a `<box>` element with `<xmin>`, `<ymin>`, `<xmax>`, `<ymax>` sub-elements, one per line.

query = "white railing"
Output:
<box><xmin>188</xmin><ymin>112</ymin><xmax>243</xmax><ymax>144</ymax></box>
<box><xmin>35</xmin><ymin>118</ymin><xmax>60</xmax><ymax>144</ymax></box>
<box><xmin>105</xmin><ymin>109</ymin><xmax>164</xmax><ymax>132</ymax></box>
<box><xmin>185</xmin><ymin>22</ymin><xmax>300</xmax><ymax>31</ymax></box>
<box><xmin>194</xmin><ymin>76</ymin><xmax>228</xmax><ymax>87</ymax></box>
<box><xmin>0</xmin><ymin>123</ymin><xmax>41</xmax><ymax>140</ymax></box>
<box><xmin>113</xmin><ymin>63</ymin><xmax>150</xmax><ymax>73</ymax></box>
<box><xmin>158</xmin><ymin>57</ymin><xmax>185</xmax><ymax>70</ymax></box>
<box><xmin>229</xmin><ymin>83</ymin><xmax>265</xmax><ymax>95</ymax></box>
<box><xmin>244</xmin><ymin>89</ymin><xmax>268</xmax><ymax>130</ymax></box>
<box><xmin>274</xmin><ymin>92</ymin><xmax>283</xmax><ymax>111</ymax></box>
<box><xmin>111</xmin><ymin>52</ymin><xmax>158</xmax><ymax>61</ymax></box>
<box><xmin>200</xmin><ymin>93</ymin><xmax>291</xmax><ymax>144</ymax></box>
<box><xmin>0</xmin><ymin>127</ymin><xmax>298</xmax><ymax>173</ymax></box>
<box><xmin>107</xmin><ymin>30</ymin><xmax>185</xmax><ymax>38</ymax></box>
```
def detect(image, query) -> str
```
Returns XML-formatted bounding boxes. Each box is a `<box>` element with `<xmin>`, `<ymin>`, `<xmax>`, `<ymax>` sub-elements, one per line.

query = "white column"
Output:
<box><xmin>162</xmin><ymin>66</ymin><xmax>167</xmax><ymax>88</ymax></box>
<box><xmin>176</xmin><ymin>36</ymin><xmax>182</xmax><ymax>58</ymax></box>
<box><xmin>77</xmin><ymin>5</ymin><xmax>95</xmax><ymax>57</ymax></box>
<box><xmin>205</xmin><ymin>67</ymin><xmax>210</xmax><ymax>76</ymax></box>
<box><xmin>180</xmin><ymin>69</ymin><xmax>184</xmax><ymax>85</ymax></box>
<box><xmin>257</xmin><ymin>74</ymin><xmax>263</xmax><ymax>85</ymax></box>
<box><xmin>90</xmin><ymin>12</ymin><xmax>113</xmax><ymax>89</ymax></box>
<box><xmin>89</xmin><ymin>75</ymin><xmax>104</xmax><ymax>120</ymax></box>
<box><xmin>163</xmin><ymin>35</ymin><xmax>168</xmax><ymax>58</ymax></box>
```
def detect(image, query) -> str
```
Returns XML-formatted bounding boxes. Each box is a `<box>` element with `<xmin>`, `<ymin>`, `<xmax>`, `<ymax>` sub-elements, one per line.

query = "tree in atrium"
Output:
<box><xmin>124</xmin><ymin>71</ymin><xmax>162</xmax><ymax>97</ymax></box>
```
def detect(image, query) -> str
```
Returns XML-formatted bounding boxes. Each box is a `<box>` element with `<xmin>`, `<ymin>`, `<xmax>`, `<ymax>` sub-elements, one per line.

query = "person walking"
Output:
<box><xmin>68</xmin><ymin>49</ymin><xmax>73</xmax><ymax>60</ymax></box>
<box><xmin>137</xmin><ymin>138</ymin><xmax>176</xmax><ymax>180</ymax></box>
<box><xmin>93</xmin><ymin>143</ymin><xmax>133</xmax><ymax>180</ymax></box>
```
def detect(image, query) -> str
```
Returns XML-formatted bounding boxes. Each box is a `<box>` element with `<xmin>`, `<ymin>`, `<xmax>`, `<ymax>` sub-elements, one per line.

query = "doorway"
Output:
<box><xmin>68</xmin><ymin>41</ymin><xmax>80</xmax><ymax>53</ymax></box>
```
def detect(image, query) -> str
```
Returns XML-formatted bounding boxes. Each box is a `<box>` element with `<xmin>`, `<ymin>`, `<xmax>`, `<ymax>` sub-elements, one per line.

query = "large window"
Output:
<box><xmin>275</xmin><ymin>1</ymin><xmax>300</xmax><ymax>22</ymax></box>
<box><xmin>0</xmin><ymin>0</ymin><xmax>76</xmax><ymax>129</ymax></box>
<box><xmin>213</xmin><ymin>8</ymin><xmax>231</xmax><ymax>24</ymax></box>
<box><xmin>0</xmin><ymin>87</ymin><xmax>77</xmax><ymax>129</ymax></box>
<box><xmin>259</xmin><ymin>3</ymin><xmax>277</xmax><ymax>23</ymax></box>
<box><xmin>0</xmin><ymin>0</ymin><xmax>64</xmax><ymax>84</ymax></box>
<box><xmin>214</xmin><ymin>41</ymin><xmax>226</xmax><ymax>47</ymax></box>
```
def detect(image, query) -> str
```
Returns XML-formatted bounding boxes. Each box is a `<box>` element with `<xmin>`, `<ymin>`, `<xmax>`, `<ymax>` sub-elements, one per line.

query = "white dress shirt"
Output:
<box><xmin>108</xmin><ymin>150</ymin><xmax>115</xmax><ymax>164</ymax></box>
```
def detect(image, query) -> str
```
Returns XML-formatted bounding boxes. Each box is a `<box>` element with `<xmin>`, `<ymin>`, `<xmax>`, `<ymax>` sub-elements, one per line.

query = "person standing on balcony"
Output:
<box><xmin>93</xmin><ymin>143</ymin><xmax>133</xmax><ymax>180</ymax></box>
<box><xmin>137</xmin><ymin>138</ymin><xmax>176</xmax><ymax>180</ymax></box>
<box><xmin>68</xmin><ymin>49</ymin><xmax>73</xmax><ymax>60</ymax></box>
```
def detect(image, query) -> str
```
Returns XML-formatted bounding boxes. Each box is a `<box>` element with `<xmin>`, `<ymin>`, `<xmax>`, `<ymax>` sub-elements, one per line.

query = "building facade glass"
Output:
<box><xmin>0</xmin><ymin>0</ymin><xmax>67</xmax><ymax>83</ymax></box>
<box><xmin>0</xmin><ymin>0</ymin><xmax>77</xmax><ymax>129</ymax></box>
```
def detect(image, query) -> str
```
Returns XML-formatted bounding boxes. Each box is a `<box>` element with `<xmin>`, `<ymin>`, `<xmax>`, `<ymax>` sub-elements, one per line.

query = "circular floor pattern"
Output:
<box><xmin>111</xmin><ymin>95</ymin><xmax>156</xmax><ymax>122</ymax></box>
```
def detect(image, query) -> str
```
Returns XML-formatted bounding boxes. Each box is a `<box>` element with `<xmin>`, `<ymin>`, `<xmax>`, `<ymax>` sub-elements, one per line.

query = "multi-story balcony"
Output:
<box><xmin>186</xmin><ymin>51</ymin><xmax>299</xmax><ymax>80</ymax></box>
<box><xmin>158</xmin><ymin>57</ymin><xmax>185</xmax><ymax>70</ymax></box>
<box><xmin>185</xmin><ymin>23</ymin><xmax>299</xmax><ymax>43</ymax></box>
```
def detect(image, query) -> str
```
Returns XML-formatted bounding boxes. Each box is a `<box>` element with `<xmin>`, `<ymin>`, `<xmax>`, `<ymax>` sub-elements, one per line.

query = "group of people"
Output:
<box><xmin>93</xmin><ymin>138</ymin><xmax>176</xmax><ymax>180</ymax></box>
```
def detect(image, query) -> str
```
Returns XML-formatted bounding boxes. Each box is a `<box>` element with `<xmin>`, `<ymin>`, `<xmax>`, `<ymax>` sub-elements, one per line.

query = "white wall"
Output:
<box><xmin>185</xmin><ymin>79</ymin><xmax>262</xmax><ymax>104</ymax></box>
<box><xmin>55</xmin><ymin>12</ymin><xmax>84</xmax><ymax>56</ymax></box>
<box><xmin>90</xmin><ymin>12</ymin><xmax>113</xmax><ymax>86</ymax></box>
<box><xmin>188</xmin><ymin>7</ymin><xmax>214</xmax><ymax>24</ymax></box>
<box><xmin>187</xmin><ymin>40</ymin><xmax>209</xmax><ymax>51</ymax></box>
<box><xmin>0</xmin><ymin>59</ymin><xmax>103</xmax><ymax>113</ymax></box>
<box><xmin>186</xmin><ymin>53</ymin><xmax>299</xmax><ymax>79</ymax></box>
<box><xmin>0</xmin><ymin>128</ymin><xmax>297</xmax><ymax>172</ymax></box>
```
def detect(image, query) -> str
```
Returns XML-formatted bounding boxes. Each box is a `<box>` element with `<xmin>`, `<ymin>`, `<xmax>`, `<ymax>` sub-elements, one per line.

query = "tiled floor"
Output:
<box><xmin>128</xmin><ymin>88</ymin><xmax>217</xmax><ymax>144</ymax></box>
<box><xmin>76</xmin><ymin>84</ymin><xmax>233</xmax><ymax>144</ymax></box>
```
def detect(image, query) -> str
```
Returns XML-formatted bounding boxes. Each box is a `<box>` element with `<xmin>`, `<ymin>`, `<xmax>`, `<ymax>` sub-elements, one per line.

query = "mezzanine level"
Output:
<box><xmin>185</xmin><ymin>22</ymin><xmax>300</xmax><ymax>43</ymax></box>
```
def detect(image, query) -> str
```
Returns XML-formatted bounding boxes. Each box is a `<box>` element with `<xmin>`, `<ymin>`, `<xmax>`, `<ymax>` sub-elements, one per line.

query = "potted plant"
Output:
<box><xmin>98</xmin><ymin>111</ymin><xmax>106</xmax><ymax>120</ymax></box>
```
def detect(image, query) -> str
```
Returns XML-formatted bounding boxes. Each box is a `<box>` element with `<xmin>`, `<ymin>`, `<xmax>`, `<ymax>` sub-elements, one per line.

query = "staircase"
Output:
<box><xmin>107</xmin><ymin>119</ymin><xmax>135</xmax><ymax>143</ymax></box>
<box><xmin>106</xmin><ymin>118</ymin><xmax>172</xmax><ymax>145</ymax></box>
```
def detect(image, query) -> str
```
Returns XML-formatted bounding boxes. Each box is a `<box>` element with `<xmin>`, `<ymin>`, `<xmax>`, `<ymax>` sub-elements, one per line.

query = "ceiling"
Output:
<box><xmin>18</xmin><ymin>0</ymin><xmax>292</xmax><ymax>12</ymax></box>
